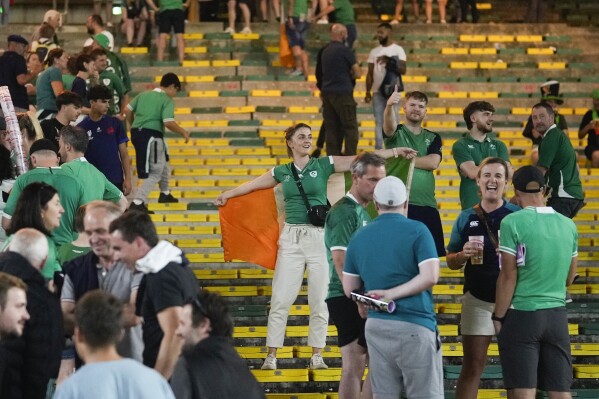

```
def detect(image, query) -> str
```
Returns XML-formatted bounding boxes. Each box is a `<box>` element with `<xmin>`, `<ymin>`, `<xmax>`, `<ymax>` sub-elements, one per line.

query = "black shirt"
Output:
<box><xmin>321</xmin><ymin>41</ymin><xmax>356</xmax><ymax>95</ymax></box>
<box><xmin>579</xmin><ymin>109</ymin><xmax>599</xmax><ymax>150</ymax></box>
<box><xmin>40</xmin><ymin>118</ymin><xmax>65</xmax><ymax>144</ymax></box>
<box><xmin>138</xmin><ymin>261</ymin><xmax>198</xmax><ymax>368</ymax></box>
<box><xmin>0</xmin><ymin>51</ymin><xmax>28</xmax><ymax>110</ymax></box>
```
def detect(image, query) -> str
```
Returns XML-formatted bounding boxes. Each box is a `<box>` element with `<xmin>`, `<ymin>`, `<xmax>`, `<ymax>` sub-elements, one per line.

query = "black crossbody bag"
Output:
<box><xmin>290</xmin><ymin>165</ymin><xmax>330</xmax><ymax>227</ymax></box>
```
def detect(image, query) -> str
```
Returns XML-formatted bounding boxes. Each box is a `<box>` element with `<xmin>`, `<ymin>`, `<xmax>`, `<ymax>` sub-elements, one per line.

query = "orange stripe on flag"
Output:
<box><xmin>279</xmin><ymin>23</ymin><xmax>294</xmax><ymax>68</ymax></box>
<box><xmin>219</xmin><ymin>189</ymin><xmax>280</xmax><ymax>269</ymax></box>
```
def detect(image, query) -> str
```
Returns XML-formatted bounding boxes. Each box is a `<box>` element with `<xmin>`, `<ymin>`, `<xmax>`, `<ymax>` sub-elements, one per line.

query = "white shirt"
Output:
<box><xmin>367</xmin><ymin>43</ymin><xmax>407</xmax><ymax>92</ymax></box>
<box><xmin>83</xmin><ymin>30</ymin><xmax>115</xmax><ymax>51</ymax></box>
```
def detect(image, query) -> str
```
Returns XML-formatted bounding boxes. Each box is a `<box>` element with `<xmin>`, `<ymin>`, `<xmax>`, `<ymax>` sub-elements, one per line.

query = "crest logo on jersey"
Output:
<box><xmin>284</xmin><ymin>175</ymin><xmax>291</xmax><ymax>182</ymax></box>
<box><xmin>425</xmin><ymin>138</ymin><xmax>431</xmax><ymax>146</ymax></box>
<box><xmin>468</xmin><ymin>145</ymin><xmax>474</xmax><ymax>149</ymax></box>
<box><xmin>309</xmin><ymin>171</ymin><xmax>317</xmax><ymax>178</ymax></box>
<box><xmin>103</xmin><ymin>78</ymin><xmax>111</xmax><ymax>86</ymax></box>
<box><xmin>469</xmin><ymin>221</ymin><xmax>479</xmax><ymax>227</ymax></box>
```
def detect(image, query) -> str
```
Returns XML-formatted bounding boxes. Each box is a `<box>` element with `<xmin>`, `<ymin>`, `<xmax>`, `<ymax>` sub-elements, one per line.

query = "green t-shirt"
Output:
<box><xmin>159</xmin><ymin>0</ymin><xmax>184</xmax><ymax>11</ymax></box>
<box><xmin>105</xmin><ymin>51</ymin><xmax>132</xmax><ymax>94</ymax></box>
<box><xmin>56</xmin><ymin>243</ymin><xmax>91</xmax><ymax>264</ymax></box>
<box><xmin>537</xmin><ymin>126</ymin><xmax>584</xmax><ymax>200</ymax></box>
<box><xmin>332</xmin><ymin>0</ymin><xmax>355</xmax><ymax>24</ymax></box>
<box><xmin>2</xmin><ymin>234</ymin><xmax>61</xmax><ymax>279</ymax></box>
<box><xmin>99</xmin><ymin>70</ymin><xmax>126</xmax><ymax>115</ymax></box>
<box><xmin>3</xmin><ymin>167</ymin><xmax>86</xmax><ymax>246</ymax></box>
<box><xmin>62</xmin><ymin>73</ymin><xmax>75</xmax><ymax>91</ymax></box>
<box><xmin>36</xmin><ymin>66</ymin><xmax>62</xmax><ymax>111</ymax></box>
<box><xmin>452</xmin><ymin>134</ymin><xmax>510</xmax><ymax>210</ymax></box>
<box><xmin>285</xmin><ymin>0</ymin><xmax>308</xmax><ymax>17</ymax></box>
<box><xmin>128</xmin><ymin>88</ymin><xmax>175</xmax><ymax>132</ymax></box>
<box><xmin>499</xmin><ymin>206</ymin><xmax>577</xmax><ymax>311</ymax></box>
<box><xmin>272</xmin><ymin>156</ymin><xmax>335</xmax><ymax>224</ymax></box>
<box><xmin>384</xmin><ymin>124</ymin><xmax>441</xmax><ymax>208</ymax></box>
<box><xmin>61</xmin><ymin>157</ymin><xmax>123</xmax><ymax>205</ymax></box>
<box><xmin>325</xmin><ymin>194</ymin><xmax>371</xmax><ymax>299</ymax></box>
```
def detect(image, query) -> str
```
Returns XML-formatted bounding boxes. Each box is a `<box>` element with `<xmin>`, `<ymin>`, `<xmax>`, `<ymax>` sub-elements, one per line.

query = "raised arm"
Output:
<box><xmin>332</xmin><ymin>147</ymin><xmax>417</xmax><ymax>172</ymax></box>
<box><xmin>383</xmin><ymin>85</ymin><xmax>401</xmax><ymax>137</ymax></box>
<box><xmin>214</xmin><ymin>170</ymin><xmax>278</xmax><ymax>206</ymax></box>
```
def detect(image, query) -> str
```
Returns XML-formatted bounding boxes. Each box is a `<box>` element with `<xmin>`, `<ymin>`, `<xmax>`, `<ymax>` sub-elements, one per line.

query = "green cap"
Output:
<box><xmin>93</xmin><ymin>33</ymin><xmax>109</xmax><ymax>50</ymax></box>
<box><xmin>592</xmin><ymin>89</ymin><xmax>599</xmax><ymax>100</ymax></box>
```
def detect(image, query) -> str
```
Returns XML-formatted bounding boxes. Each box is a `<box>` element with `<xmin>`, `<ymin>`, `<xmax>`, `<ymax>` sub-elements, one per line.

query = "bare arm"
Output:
<box><xmin>154</xmin><ymin>306</ymin><xmax>183</xmax><ymax>379</ymax></box>
<box><xmin>365</xmin><ymin>63</ymin><xmax>374</xmax><ymax>103</ymax></box>
<box><xmin>117</xmin><ymin>196</ymin><xmax>128</xmax><ymax>212</ymax></box>
<box><xmin>567</xmin><ymin>256</ymin><xmax>578</xmax><ymax>287</ymax></box>
<box><xmin>366</xmin><ymin>259</ymin><xmax>440</xmax><ymax>300</ymax></box>
<box><xmin>50</xmin><ymin>80</ymin><xmax>64</xmax><ymax>97</ymax></box>
<box><xmin>446</xmin><ymin>239</ymin><xmax>479</xmax><ymax>270</ymax></box>
<box><xmin>313</xmin><ymin>4</ymin><xmax>335</xmax><ymax>21</ymax></box>
<box><xmin>383</xmin><ymin>85</ymin><xmax>401</xmax><ymax>137</ymax></box>
<box><xmin>351</xmin><ymin>64</ymin><xmax>361</xmax><ymax>80</ymax></box>
<box><xmin>397</xmin><ymin>60</ymin><xmax>407</xmax><ymax>75</ymax></box>
<box><xmin>414</xmin><ymin>154</ymin><xmax>441</xmax><ymax>171</ymax></box>
<box><xmin>61</xmin><ymin>301</ymin><xmax>76</xmax><ymax>336</ymax></box>
<box><xmin>1</xmin><ymin>216</ymin><xmax>10</xmax><ymax>231</ymax></box>
<box><xmin>493</xmin><ymin>252</ymin><xmax>518</xmax><ymax>333</ymax></box>
<box><xmin>164</xmin><ymin>121</ymin><xmax>190</xmax><ymax>143</ymax></box>
<box><xmin>123</xmin><ymin>289</ymin><xmax>140</xmax><ymax>328</ymax></box>
<box><xmin>332</xmin><ymin>147</ymin><xmax>417</xmax><ymax>172</ymax></box>
<box><xmin>332</xmin><ymin>250</ymin><xmax>345</xmax><ymax>284</ymax></box>
<box><xmin>579</xmin><ymin>121</ymin><xmax>595</xmax><ymax>139</ymax></box>
<box><xmin>118</xmin><ymin>142</ymin><xmax>133</xmax><ymax>196</ymax></box>
<box><xmin>145</xmin><ymin>0</ymin><xmax>160</xmax><ymax>12</ymax></box>
<box><xmin>459</xmin><ymin>160</ymin><xmax>479</xmax><ymax>180</ymax></box>
<box><xmin>342</xmin><ymin>273</ymin><xmax>363</xmax><ymax>298</ymax></box>
<box><xmin>214</xmin><ymin>171</ymin><xmax>278</xmax><ymax>206</ymax></box>
<box><xmin>125</xmin><ymin>107</ymin><xmax>134</xmax><ymax>127</ymax></box>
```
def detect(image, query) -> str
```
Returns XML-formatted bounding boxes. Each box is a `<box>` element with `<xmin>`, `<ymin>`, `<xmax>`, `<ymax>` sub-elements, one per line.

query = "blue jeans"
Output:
<box><xmin>373</xmin><ymin>92</ymin><xmax>398</xmax><ymax>150</ymax></box>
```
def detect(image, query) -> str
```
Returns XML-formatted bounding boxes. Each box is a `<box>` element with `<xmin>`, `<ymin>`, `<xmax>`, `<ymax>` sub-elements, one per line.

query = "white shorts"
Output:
<box><xmin>460</xmin><ymin>291</ymin><xmax>495</xmax><ymax>336</ymax></box>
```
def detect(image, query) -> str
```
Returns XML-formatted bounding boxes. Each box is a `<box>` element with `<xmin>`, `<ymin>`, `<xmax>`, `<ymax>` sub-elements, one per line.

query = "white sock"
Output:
<box><xmin>132</xmin><ymin>199</ymin><xmax>143</xmax><ymax>205</ymax></box>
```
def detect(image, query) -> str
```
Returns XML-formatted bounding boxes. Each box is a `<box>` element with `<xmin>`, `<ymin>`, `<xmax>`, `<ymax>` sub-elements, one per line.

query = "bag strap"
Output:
<box><xmin>473</xmin><ymin>204</ymin><xmax>499</xmax><ymax>250</ymax></box>
<box><xmin>290</xmin><ymin>163</ymin><xmax>312</xmax><ymax>212</ymax></box>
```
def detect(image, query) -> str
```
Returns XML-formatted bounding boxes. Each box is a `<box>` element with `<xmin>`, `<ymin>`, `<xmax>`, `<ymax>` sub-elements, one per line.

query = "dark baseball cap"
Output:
<box><xmin>513</xmin><ymin>166</ymin><xmax>545</xmax><ymax>193</ymax></box>
<box><xmin>8</xmin><ymin>35</ymin><xmax>28</xmax><ymax>46</ymax></box>
<box><xmin>29</xmin><ymin>138</ymin><xmax>59</xmax><ymax>155</ymax></box>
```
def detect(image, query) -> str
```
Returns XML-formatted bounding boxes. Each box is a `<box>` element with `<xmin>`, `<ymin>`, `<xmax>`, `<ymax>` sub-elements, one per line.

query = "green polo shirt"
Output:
<box><xmin>128</xmin><ymin>88</ymin><xmax>175</xmax><ymax>133</ymax></box>
<box><xmin>537</xmin><ymin>125</ymin><xmax>584</xmax><ymax>200</ymax></box>
<box><xmin>272</xmin><ymin>156</ymin><xmax>335</xmax><ymax>224</ymax></box>
<box><xmin>332</xmin><ymin>0</ymin><xmax>355</xmax><ymax>24</ymax></box>
<box><xmin>325</xmin><ymin>194</ymin><xmax>371</xmax><ymax>299</ymax></box>
<box><xmin>3</xmin><ymin>167</ymin><xmax>86</xmax><ymax>246</ymax></box>
<box><xmin>99</xmin><ymin>70</ymin><xmax>125</xmax><ymax>115</ymax></box>
<box><xmin>159</xmin><ymin>0</ymin><xmax>184</xmax><ymax>11</ymax></box>
<box><xmin>61</xmin><ymin>157</ymin><xmax>123</xmax><ymax>205</ymax></box>
<box><xmin>452</xmin><ymin>134</ymin><xmax>510</xmax><ymax>210</ymax></box>
<box><xmin>2</xmin><ymin>234</ymin><xmax>60</xmax><ymax>279</ymax></box>
<box><xmin>499</xmin><ymin>206</ymin><xmax>577</xmax><ymax>310</ymax></box>
<box><xmin>106</xmin><ymin>51</ymin><xmax>132</xmax><ymax>94</ymax></box>
<box><xmin>385</xmin><ymin>124</ymin><xmax>441</xmax><ymax>208</ymax></box>
<box><xmin>285</xmin><ymin>0</ymin><xmax>308</xmax><ymax>17</ymax></box>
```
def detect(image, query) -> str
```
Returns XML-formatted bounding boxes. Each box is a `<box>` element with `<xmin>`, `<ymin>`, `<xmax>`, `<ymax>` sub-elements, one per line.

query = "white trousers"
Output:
<box><xmin>266</xmin><ymin>224</ymin><xmax>330</xmax><ymax>349</ymax></box>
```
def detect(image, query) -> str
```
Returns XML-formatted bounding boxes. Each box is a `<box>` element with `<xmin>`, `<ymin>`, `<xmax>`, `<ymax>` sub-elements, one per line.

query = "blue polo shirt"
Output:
<box><xmin>344</xmin><ymin>213</ymin><xmax>438</xmax><ymax>331</ymax></box>
<box><xmin>78</xmin><ymin>115</ymin><xmax>128</xmax><ymax>185</ymax></box>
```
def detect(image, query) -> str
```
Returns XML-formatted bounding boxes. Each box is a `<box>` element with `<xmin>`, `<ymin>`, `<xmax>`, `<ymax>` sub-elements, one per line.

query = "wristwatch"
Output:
<box><xmin>491</xmin><ymin>312</ymin><xmax>506</xmax><ymax>323</ymax></box>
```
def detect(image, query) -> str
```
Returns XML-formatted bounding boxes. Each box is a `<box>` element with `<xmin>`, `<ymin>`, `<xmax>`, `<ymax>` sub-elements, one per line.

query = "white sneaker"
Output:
<box><xmin>240</xmin><ymin>27</ymin><xmax>252</xmax><ymax>34</ymax></box>
<box><xmin>224</xmin><ymin>27</ymin><xmax>235</xmax><ymax>34</ymax></box>
<box><xmin>289</xmin><ymin>69</ymin><xmax>304</xmax><ymax>76</ymax></box>
<box><xmin>316</xmin><ymin>18</ymin><xmax>329</xmax><ymax>24</ymax></box>
<box><xmin>261</xmin><ymin>354</ymin><xmax>277</xmax><ymax>370</ymax></box>
<box><xmin>309</xmin><ymin>354</ymin><xmax>328</xmax><ymax>369</ymax></box>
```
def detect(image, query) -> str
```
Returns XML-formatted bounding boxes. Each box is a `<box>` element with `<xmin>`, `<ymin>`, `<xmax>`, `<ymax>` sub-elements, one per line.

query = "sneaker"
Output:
<box><xmin>240</xmin><ymin>27</ymin><xmax>252</xmax><ymax>34</ymax></box>
<box><xmin>289</xmin><ymin>69</ymin><xmax>304</xmax><ymax>77</ymax></box>
<box><xmin>316</xmin><ymin>18</ymin><xmax>329</xmax><ymax>24</ymax></box>
<box><xmin>309</xmin><ymin>354</ymin><xmax>328</xmax><ymax>369</ymax></box>
<box><xmin>390</xmin><ymin>19</ymin><xmax>399</xmax><ymax>25</ymax></box>
<box><xmin>158</xmin><ymin>193</ymin><xmax>179</xmax><ymax>203</ymax></box>
<box><xmin>224</xmin><ymin>27</ymin><xmax>235</xmax><ymax>34</ymax></box>
<box><xmin>128</xmin><ymin>202</ymin><xmax>154</xmax><ymax>214</ymax></box>
<box><xmin>261</xmin><ymin>354</ymin><xmax>277</xmax><ymax>370</ymax></box>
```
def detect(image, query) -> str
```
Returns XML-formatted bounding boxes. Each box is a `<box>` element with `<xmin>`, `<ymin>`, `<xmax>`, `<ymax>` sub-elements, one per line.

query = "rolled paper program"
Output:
<box><xmin>0</xmin><ymin>86</ymin><xmax>27</xmax><ymax>175</ymax></box>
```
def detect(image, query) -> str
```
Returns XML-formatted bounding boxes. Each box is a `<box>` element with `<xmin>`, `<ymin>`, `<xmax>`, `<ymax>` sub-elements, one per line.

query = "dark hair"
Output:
<box><xmin>350</xmin><ymin>152</ymin><xmax>386</xmax><ymax>177</ymax></box>
<box><xmin>532</xmin><ymin>102</ymin><xmax>554</xmax><ymax>116</ymax></box>
<box><xmin>56</xmin><ymin>91</ymin><xmax>83</xmax><ymax>110</ymax></box>
<box><xmin>89</xmin><ymin>48</ymin><xmax>107</xmax><ymax>60</ymax></box>
<box><xmin>0</xmin><ymin>146</ymin><xmax>13</xmax><ymax>182</ymax></box>
<box><xmin>59</xmin><ymin>125</ymin><xmax>88</xmax><ymax>153</ymax></box>
<box><xmin>88</xmin><ymin>85</ymin><xmax>112</xmax><ymax>101</ymax></box>
<box><xmin>463</xmin><ymin>101</ymin><xmax>495</xmax><ymax>130</ymax></box>
<box><xmin>7</xmin><ymin>181</ymin><xmax>58</xmax><ymax>236</ymax></box>
<box><xmin>109</xmin><ymin>211</ymin><xmax>159</xmax><ymax>247</ymax></box>
<box><xmin>26</xmin><ymin>51</ymin><xmax>41</xmax><ymax>64</ymax></box>
<box><xmin>75</xmin><ymin>53</ymin><xmax>93</xmax><ymax>72</ymax></box>
<box><xmin>89</xmin><ymin>14</ymin><xmax>104</xmax><ymax>27</ymax></box>
<box><xmin>73</xmin><ymin>204</ymin><xmax>87</xmax><ymax>233</ymax></box>
<box><xmin>38</xmin><ymin>24</ymin><xmax>55</xmax><ymax>40</ymax></box>
<box><xmin>284</xmin><ymin>123</ymin><xmax>311</xmax><ymax>157</ymax></box>
<box><xmin>189</xmin><ymin>291</ymin><xmax>233</xmax><ymax>339</ymax></box>
<box><xmin>377</xmin><ymin>22</ymin><xmax>392</xmax><ymax>30</ymax></box>
<box><xmin>46</xmin><ymin>48</ymin><xmax>65</xmax><ymax>66</ymax></box>
<box><xmin>404</xmin><ymin>91</ymin><xmax>428</xmax><ymax>105</ymax></box>
<box><xmin>477</xmin><ymin>157</ymin><xmax>509</xmax><ymax>180</ymax></box>
<box><xmin>65</xmin><ymin>55</ymin><xmax>78</xmax><ymax>76</ymax></box>
<box><xmin>17</xmin><ymin>113</ymin><xmax>37</xmax><ymax>143</ymax></box>
<box><xmin>160</xmin><ymin>72</ymin><xmax>181</xmax><ymax>90</ymax></box>
<box><xmin>75</xmin><ymin>290</ymin><xmax>123</xmax><ymax>349</ymax></box>
<box><xmin>0</xmin><ymin>272</ymin><xmax>27</xmax><ymax>310</ymax></box>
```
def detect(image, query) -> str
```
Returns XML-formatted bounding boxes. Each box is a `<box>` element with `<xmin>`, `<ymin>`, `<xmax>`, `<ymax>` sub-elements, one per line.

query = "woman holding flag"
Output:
<box><xmin>215</xmin><ymin>122</ymin><xmax>416</xmax><ymax>370</ymax></box>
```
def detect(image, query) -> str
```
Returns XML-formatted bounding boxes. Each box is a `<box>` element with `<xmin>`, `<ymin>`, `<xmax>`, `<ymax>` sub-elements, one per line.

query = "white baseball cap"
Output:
<box><xmin>373</xmin><ymin>176</ymin><xmax>407</xmax><ymax>207</ymax></box>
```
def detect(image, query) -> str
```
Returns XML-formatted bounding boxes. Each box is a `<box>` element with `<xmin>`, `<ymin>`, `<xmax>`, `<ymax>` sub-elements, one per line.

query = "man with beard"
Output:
<box><xmin>170</xmin><ymin>291</ymin><xmax>265</xmax><ymax>399</ymax></box>
<box><xmin>453</xmin><ymin>101</ymin><xmax>511</xmax><ymax>210</ymax></box>
<box><xmin>533</xmin><ymin>102</ymin><xmax>584</xmax><ymax>218</ymax></box>
<box><xmin>365</xmin><ymin>22</ymin><xmax>407</xmax><ymax>150</ymax></box>
<box><xmin>83</xmin><ymin>15</ymin><xmax>114</xmax><ymax>51</ymax></box>
<box><xmin>383</xmin><ymin>90</ymin><xmax>446</xmax><ymax>257</ymax></box>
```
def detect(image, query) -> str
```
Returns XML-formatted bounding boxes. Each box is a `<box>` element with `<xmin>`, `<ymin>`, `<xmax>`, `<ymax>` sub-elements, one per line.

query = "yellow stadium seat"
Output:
<box><xmin>459</xmin><ymin>35</ymin><xmax>486</xmax><ymax>42</ymax></box>
<box><xmin>239</xmin><ymin>268</ymin><xmax>276</xmax><ymax>278</ymax></box>
<box><xmin>225</xmin><ymin>106</ymin><xmax>256</xmax><ymax>113</ymax></box>
<box><xmin>121</xmin><ymin>47</ymin><xmax>148</xmax><ymax>54</ymax></box>
<box><xmin>470</xmin><ymin>48</ymin><xmax>497</xmax><ymax>55</ymax></box>
<box><xmin>205</xmin><ymin>158</ymin><xmax>239</xmax><ymax>166</ymax></box>
<box><xmin>234</xmin><ymin>326</ymin><xmax>267</xmax><ymax>337</ymax></box>
<box><xmin>204</xmin><ymin>285</ymin><xmax>258</xmax><ymax>296</ymax></box>
<box><xmin>476</xmin><ymin>2</ymin><xmax>492</xmax><ymax>9</ymax></box>
<box><xmin>184</xmin><ymin>47</ymin><xmax>207</xmax><ymax>53</ymax></box>
<box><xmin>516</xmin><ymin>35</ymin><xmax>543</xmax><ymax>42</ymax></box>
<box><xmin>148</xmin><ymin>203</ymin><xmax>187</xmax><ymax>211</ymax></box>
<box><xmin>424</xmin><ymin>121</ymin><xmax>457</xmax><ymax>128</ymax></box>
<box><xmin>295</xmin><ymin>346</ymin><xmax>340</xmax><ymax>358</ymax></box>
<box><xmin>263</xmin><ymin>119</ymin><xmax>293</xmax><ymax>127</ymax></box>
<box><xmin>252</xmin><ymin>369</ymin><xmax>309</xmax><ymax>383</ymax></box>
<box><xmin>438</xmin><ymin>92</ymin><xmax>468</xmax><ymax>99</ymax></box>
<box><xmin>289</xmin><ymin>106</ymin><xmax>319</xmax><ymax>113</ymax></box>
<box><xmin>266</xmin><ymin>46</ymin><xmax>279</xmax><ymax>53</ymax></box>
<box><xmin>310</xmin><ymin>369</ymin><xmax>342</xmax><ymax>382</ymax></box>
<box><xmin>527</xmin><ymin>47</ymin><xmax>554</xmax><ymax>55</ymax></box>
<box><xmin>176</xmin><ymin>238</ymin><xmax>221</xmax><ymax>248</ymax></box>
<box><xmin>575</xmin><ymin>108</ymin><xmax>588</xmax><ymax>115</ymax></box>
<box><xmin>186</xmin><ymin>76</ymin><xmax>215</xmax><ymax>83</ymax></box>
<box><xmin>403</xmin><ymin>75</ymin><xmax>427</xmax><ymax>83</ymax></box>
<box><xmin>237</xmin><ymin>347</ymin><xmax>293</xmax><ymax>359</ymax></box>
<box><xmin>450</xmin><ymin>62</ymin><xmax>478</xmax><ymax>69</ymax></box>
<box><xmin>189</xmin><ymin>90</ymin><xmax>219</xmax><ymax>97</ymax></box>
<box><xmin>448</xmin><ymin>107</ymin><xmax>463</xmax><ymax>115</ymax></box>
<box><xmin>571</xmin><ymin>344</ymin><xmax>599</xmax><ymax>356</ymax></box>
<box><xmin>242</xmin><ymin>158</ymin><xmax>278</xmax><ymax>166</ymax></box>
<box><xmin>156</xmin><ymin>226</ymin><xmax>170</xmax><ymax>235</ymax></box>
<box><xmin>289</xmin><ymin>305</ymin><xmax>310</xmax><ymax>316</ymax></box>
<box><xmin>182</xmin><ymin>60</ymin><xmax>210</xmax><ymax>67</ymax></box>
<box><xmin>174</xmin><ymin>107</ymin><xmax>191</xmax><ymax>115</ymax></box>
<box><xmin>469</xmin><ymin>91</ymin><xmax>499</xmax><ymax>98</ymax></box>
<box><xmin>433</xmin><ymin>285</ymin><xmax>463</xmax><ymax>295</ymax></box>
<box><xmin>442</xmin><ymin>48</ymin><xmax>468</xmax><ymax>55</ymax></box>
<box><xmin>436</xmin><ymin>303</ymin><xmax>462</xmax><ymax>314</ymax></box>
<box><xmin>150</xmin><ymin>214</ymin><xmax>164</xmax><ymax>222</ymax></box>
<box><xmin>538</xmin><ymin>62</ymin><xmax>566</xmax><ymax>69</ymax></box>
<box><xmin>232</xmin><ymin>33</ymin><xmax>260</xmax><ymax>40</ymax></box>
<box><xmin>170</xmin><ymin>225</ymin><xmax>216</xmax><ymax>234</ymax></box>
<box><xmin>164</xmin><ymin>214</ymin><xmax>208</xmax><ymax>222</ymax></box>
<box><xmin>171</xmin><ymin>168</ymin><xmax>210</xmax><ymax>176</ymax></box>
<box><xmin>193</xmin><ymin>269</ymin><xmax>237</xmax><ymax>279</ymax></box>
<box><xmin>360</xmin><ymin>120</ymin><xmax>376</xmax><ymax>127</ymax></box>
<box><xmin>512</xmin><ymin>108</ymin><xmax>530</xmax><ymax>115</ymax></box>
<box><xmin>439</xmin><ymin>325</ymin><xmax>459</xmax><ymax>336</ymax></box>
<box><xmin>479</xmin><ymin>62</ymin><xmax>507</xmax><ymax>69</ymax></box>
<box><xmin>252</xmin><ymin>90</ymin><xmax>282</xmax><ymax>97</ymax></box>
<box><xmin>574</xmin><ymin>365</ymin><xmax>599</xmax><ymax>378</ymax></box>
<box><xmin>488</xmin><ymin>35</ymin><xmax>513</xmax><ymax>42</ymax></box>
<box><xmin>427</xmin><ymin>107</ymin><xmax>447</xmax><ymax>115</ymax></box>
<box><xmin>237</xmin><ymin>148</ymin><xmax>271</xmax><ymax>155</ymax></box>
<box><xmin>212</xmin><ymin>60</ymin><xmax>240</xmax><ymax>67</ymax></box>
<box><xmin>201</xmin><ymin>148</ymin><xmax>235</xmax><ymax>155</ymax></box>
